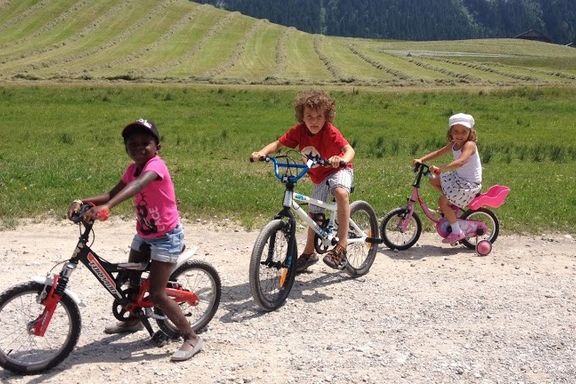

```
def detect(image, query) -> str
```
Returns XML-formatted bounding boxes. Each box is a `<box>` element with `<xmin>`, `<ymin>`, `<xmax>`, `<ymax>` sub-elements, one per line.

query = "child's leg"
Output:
<box><xmin>333</xmin><ymin>186</ymin><xmax>350</xmax><ymax>248</ymax></box>
<box><xmin>148</xmin><ymin>261</ymin><xmax>198</xmax><ymax>347</ymax></box>
<box><xmin>439</xmin><ymin>195</ymin><xmax>457</xmax><ymax>224</ymax></box>
<box><xmin>429</xmin><ymin>174</ymin><xmax>442</xmax><ymax>192</ymax></box>
<box><xmin>303</xmin><ymin>224</ymin><xmax>316</xmax><ymax>254</ymax></box>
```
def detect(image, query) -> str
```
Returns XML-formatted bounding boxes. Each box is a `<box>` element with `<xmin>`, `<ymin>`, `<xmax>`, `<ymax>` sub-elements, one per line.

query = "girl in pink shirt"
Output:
<box><xmin>68</xmin><ymin>119</ymin><xmax>202</xmax><ymax>362</ymax></box>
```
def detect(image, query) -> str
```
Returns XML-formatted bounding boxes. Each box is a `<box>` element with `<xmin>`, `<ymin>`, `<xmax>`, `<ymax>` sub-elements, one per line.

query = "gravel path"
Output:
<box><xmin>0</xmin><ymin>219</ymin><xmax>575</xmax><ymax>384</ymax></box>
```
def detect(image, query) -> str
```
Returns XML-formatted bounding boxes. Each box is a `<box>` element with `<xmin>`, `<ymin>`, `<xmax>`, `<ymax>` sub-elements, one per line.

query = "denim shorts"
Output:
<box><xmin>130</xmin><ymin>224</ymin><xmax>184</xmax><ymax>264</ymax></box>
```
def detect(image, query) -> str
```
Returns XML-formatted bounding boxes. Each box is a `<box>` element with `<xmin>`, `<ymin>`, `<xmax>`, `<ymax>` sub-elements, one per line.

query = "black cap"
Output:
<box><xmin>122</xmin><ymin>118</ymin><xmax>160</xmax><ymax>144</ymax></box>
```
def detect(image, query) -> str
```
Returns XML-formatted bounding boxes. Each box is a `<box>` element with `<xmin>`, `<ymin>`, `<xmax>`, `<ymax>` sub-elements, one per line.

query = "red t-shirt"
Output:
<box><xmin>278</xmin><ymin>122</ymin><xmax>352</xmax><ymax>184</ymax></box>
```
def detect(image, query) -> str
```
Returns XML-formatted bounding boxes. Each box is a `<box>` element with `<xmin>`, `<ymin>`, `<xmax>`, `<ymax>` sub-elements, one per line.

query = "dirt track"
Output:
<box><xmin>1</xmin><ymin>218</ymin><xmax>575</xmax><ymax>383</ymax></box>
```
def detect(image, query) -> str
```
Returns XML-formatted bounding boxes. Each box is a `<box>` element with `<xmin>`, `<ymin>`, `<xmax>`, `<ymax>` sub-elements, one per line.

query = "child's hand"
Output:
<box><xmin>84</xmin><ymin>205</ymin><xmax>110</xmax><ymax>222</ymax></box>
<box><xmin>67</xmin><ymin>200</ymin><xmax>83</xmax><ymax>220</ymax></box>
<box><xmin>412</xmin><ymin>158</ymin><xmax>422</xmax><ymax>166</ymax></box>
<box><xmin>250</xmin><ymin>152</ymin><xmax>265</xmax><ymax>162</ymax></box>
<box><xmin>328</xmin><ymin>155</ymin><xmax>345</xmax><ymax>168</ymax></box>
<box><xmin>430</xmin><ymin>165</ymin><xmax>441</xmax><ymax>175</ymax></box>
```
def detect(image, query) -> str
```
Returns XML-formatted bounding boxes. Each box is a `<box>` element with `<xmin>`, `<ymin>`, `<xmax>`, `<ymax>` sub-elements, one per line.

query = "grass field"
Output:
<box><xmin>1</xmin><ymin>0</ymin><xmax>576</xmax><ymax>87</ymax></box>
<box><xmin>1</xmin><ymin>85</ymin><xmax>575</xmax><ymax>234</ymax></box>
<box><xmin>1</xmin><ymin>1</ymin><xmax>575</xmax><ymax>234</ymax></box>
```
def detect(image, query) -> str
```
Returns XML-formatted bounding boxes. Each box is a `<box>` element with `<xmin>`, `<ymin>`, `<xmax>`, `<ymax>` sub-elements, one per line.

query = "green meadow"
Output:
<box><xmin>1</xmin><ymin>1</ymin><xmax>576</xmax><ymax>234</ymax></box>
<box><xmin>1</xmin><ymin>85</ymin><xmax>575</xmax><ymax>234</ymax></box>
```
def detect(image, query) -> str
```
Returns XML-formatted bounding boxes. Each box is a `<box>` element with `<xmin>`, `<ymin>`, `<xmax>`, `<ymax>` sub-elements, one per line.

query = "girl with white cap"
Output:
<box><xmin>413</xmin><ymin>113</ymin><xmax>482</xmax><ymax>243</ymax></box>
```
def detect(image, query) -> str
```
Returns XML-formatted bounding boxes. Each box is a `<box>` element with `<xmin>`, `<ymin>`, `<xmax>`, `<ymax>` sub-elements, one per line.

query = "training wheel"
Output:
<box><xmin>476</xmin><ymin>240</ymin><xmax>492</xmax><ymax>256</ymax></box>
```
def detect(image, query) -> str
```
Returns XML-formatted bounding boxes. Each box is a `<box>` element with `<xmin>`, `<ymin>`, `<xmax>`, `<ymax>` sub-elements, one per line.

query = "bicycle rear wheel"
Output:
<box><xmin>249</xmin><ymin>219</ymin><xmax>297</xmax><ymax>311</ymax></box>
<box><xmin>156</xmin><ymin>260</ymin><xmax>222</xmax><ymax>337</ymax></box>
<box><xmin>345</xmin><ymin>200</ymin><xmax>379</xmax><ymax>277</ymax></box>
<box><xmin>380</xmin><ymin>207</ymin><xmax>422</xmax><ymax>250</ymax></box>
<box><xmin>0</xmin><ymin>282</ymin><xmax>81</xmax><ymax>375</ymax></box>
<box><xmin>460</xmin><ymin>208</ymin><xmax>499</xmax><ymax>249</ymax></box>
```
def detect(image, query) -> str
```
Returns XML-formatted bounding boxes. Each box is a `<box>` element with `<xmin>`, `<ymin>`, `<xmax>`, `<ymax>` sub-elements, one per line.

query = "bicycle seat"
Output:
<box><xmin>468</xmin><ymin>185</ymin><xmax>510</xmax><ymax>210</ymax></box>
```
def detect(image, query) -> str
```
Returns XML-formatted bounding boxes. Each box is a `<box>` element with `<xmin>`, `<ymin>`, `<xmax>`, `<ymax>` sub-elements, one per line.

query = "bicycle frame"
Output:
<box><xmin>268</xmin><ymin>156</ymin><xmax>372</xmax><ymax>250</ymax></box>
<box><xmin>400</xmin><ymin>165</ymin><xmax>444</xmax><ymax>231</ymax></box>
<box><xmin>32</xmin><ymin>220</ymin><xmax>198</xmax><ymax>336</ymax></box>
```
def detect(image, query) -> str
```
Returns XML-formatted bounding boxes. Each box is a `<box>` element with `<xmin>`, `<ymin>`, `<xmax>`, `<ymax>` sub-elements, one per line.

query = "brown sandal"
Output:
<box><xmin>322</xmin><ymin>244</ymin><xmax>348</xmax><ymax>270</ymax></box>
<box><xmin>295</xmin><ymin>252</ymin><xmax>319</xmax><ymax>273</ymax></box>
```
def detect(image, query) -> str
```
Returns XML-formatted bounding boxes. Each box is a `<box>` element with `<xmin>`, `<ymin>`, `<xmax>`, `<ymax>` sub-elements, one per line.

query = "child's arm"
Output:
<box><xmin>67</xmin><ymin>180</ymin><xmax>125</xmax><ymax>219</ymax></box>
<box><xmin>83</xmin><ymin>171</ymin><xmax>159</xmax><ymax>221</ymax></box>
<box><xmin>250</xmin><ymin>140</ymin><xmax>285</xmax><ymax>161</ymax></box>
<box><xmin>413</xmin><ymin>144</ymin><xmax>451</xmax><ymax>165</ymax></box>
<box><xmin>436</xmin><ymin>141</ymin><xmax>477</xmax><ymax>173</ymax></box>
<box><xmin>328</xmin><ymin>144</ymin><xmax>355</xmax><ymax>168</ymax></box>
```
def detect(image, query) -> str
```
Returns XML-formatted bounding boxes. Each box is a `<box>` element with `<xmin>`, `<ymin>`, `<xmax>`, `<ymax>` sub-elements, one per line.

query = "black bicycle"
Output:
<box><xmin>0</xmin><ymin>203</ymin><xmax>221</xmax><ymax>375</ymax></box>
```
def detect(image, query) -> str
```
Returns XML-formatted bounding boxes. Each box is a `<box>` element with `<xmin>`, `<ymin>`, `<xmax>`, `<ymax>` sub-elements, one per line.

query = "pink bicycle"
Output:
<box><xmin>380</xmin><ymin>163</ymin><xmax>510</xmax><ymax>255</ymax></box>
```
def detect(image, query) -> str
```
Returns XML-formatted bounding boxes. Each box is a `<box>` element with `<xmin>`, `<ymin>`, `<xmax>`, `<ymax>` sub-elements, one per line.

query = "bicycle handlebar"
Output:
<box><xmin>69</xmin><ymin>203</ymin><xmax>109</xmax><ymax>225</ymax></box>
<box><xmin>253</xmin><ymin>155</ymin><xmax>346</xmax><ymax>184</ymax></box>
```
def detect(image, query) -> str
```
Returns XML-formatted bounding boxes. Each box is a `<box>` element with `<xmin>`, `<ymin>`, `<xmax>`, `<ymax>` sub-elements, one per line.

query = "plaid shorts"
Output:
<box><xmin>309</xmin><ymin>168</ymin><xmax>354</xmax><ymax>214</ymax></box>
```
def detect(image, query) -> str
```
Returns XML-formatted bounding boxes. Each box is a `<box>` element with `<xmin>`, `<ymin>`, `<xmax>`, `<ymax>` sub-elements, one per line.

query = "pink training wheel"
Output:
<box><xmin>476</xmin><ymin>240</ymin><xmax>492</xmax><ymax>256</ymax></box>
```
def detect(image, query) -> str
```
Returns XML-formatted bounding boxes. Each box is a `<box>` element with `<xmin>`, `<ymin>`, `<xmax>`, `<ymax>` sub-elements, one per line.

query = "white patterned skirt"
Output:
<box><xmin>440</xmin><ymin>172</ymin><xmax>482</xmax><ymax>209</ymax></box>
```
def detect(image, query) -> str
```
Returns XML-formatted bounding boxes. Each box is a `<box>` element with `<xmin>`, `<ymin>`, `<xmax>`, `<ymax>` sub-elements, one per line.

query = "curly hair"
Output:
<box><xmin>293</xmin><ymin>90</ymin><xmax>336</xmax><ymax>123</ymax></box>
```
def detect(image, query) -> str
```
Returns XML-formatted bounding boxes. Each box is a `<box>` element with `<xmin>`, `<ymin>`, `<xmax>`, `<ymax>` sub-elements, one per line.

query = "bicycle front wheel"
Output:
<box><xmin>345</xmin><ymin>200</ymin><xmax>379</xmax><ymax>277</ymax></box>
<box><xmin>380</xmin><ymin>207</ymin><xmax>422</xmax><ymax>250</ymax></box>
<box><xmin>156</xmin><ymin>260</ymin><xmax>222</xmax><ymax>337</ymax></box>
<box><xmin>249</xmin><ymin>219</ymin><xmax>296</xmax><ymax>312</ymax></box>
<box><xmin>0</xmin><ymin>282</ymin><xmax>81</xmax><ymax>375</ymax></box>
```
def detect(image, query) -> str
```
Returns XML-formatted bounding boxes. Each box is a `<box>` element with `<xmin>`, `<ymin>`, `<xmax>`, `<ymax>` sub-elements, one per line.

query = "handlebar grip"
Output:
<box><xmin>96</xmin><ymin>207</ymin><xmax>110</xmax><ymax>221</ymax></box>
<box><xmin>249</xmin><ymin>156</ymin><xmax>267</xmax><ymax>163</ymax></box>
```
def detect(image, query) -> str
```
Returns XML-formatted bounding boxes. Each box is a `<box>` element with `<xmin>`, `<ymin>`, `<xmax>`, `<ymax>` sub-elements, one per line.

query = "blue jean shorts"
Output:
<box><xmin>130</xmin><ymin>224</ymin><xmax>184</xmax><ymax>264</ymax></box>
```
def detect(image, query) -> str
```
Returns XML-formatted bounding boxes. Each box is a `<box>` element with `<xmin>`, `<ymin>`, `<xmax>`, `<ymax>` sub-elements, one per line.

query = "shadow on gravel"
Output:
<box><xmin>217</xmin><ymin>270</ymin><xmax>355</xmax><ymax>324</ymax></box>
<box><xmin>0</xmin><ymin>334</ymin><xmax>170</xmax><ymax>383</ymax></box>
<box><xmin>377</xmin><ymin>244</ymin><xmax>477</xmax><ymax>260</ymax></box>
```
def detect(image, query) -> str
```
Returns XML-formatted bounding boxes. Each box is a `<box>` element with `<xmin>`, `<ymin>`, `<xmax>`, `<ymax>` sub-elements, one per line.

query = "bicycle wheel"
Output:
<box><xmin>249</xmin><ymin>219</ymin><xmax>297</xmax><ymax>312</ymax></box>
<box><xmin>156</xmin><ymin>260</ymin><xmax>222</xmax><ymax>337</ymax></box>
<box><xmin>0</xmin><ymin>282</ymin><xmax>81</xmax><ymax>375</ymax></box>
<box><xmin>460</xmin><ymin>208</ymin><xmax>500</xmax><ymax>249</ymax></box>
<box><xmin>345</xmin><ymin>200</ymin><xmax>379</xmax><ymax>277</ymax></box>
<box><xmin>380</xmin><ymin>207</ymin><xmax>422</xmax><ymax>250</ymax></box>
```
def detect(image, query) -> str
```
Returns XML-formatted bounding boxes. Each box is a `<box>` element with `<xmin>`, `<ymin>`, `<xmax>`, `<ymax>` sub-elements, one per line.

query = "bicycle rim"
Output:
<box><xmin>157</xmin><ymin>261</ymin><xmax>222</xmax><ymax>336</ymax></box>
<box><xmin>249</xmin><ymin>219</ymin><xmax>296</xmax><ymax>311</ymax></box>
<box><xmin>0</xmin><ymin>282</ymin><xmax>81</xmax><ymax>375</ymax></box>
<box><xmin>345</xmin><ymin>200</ymin><xmax>379</xmax><ymax>277</ymax></box>
<box><xmin>380</xmin><ymin>207</ymin><xmax>422</xmax><ymax>250</ymax></box>
<box><xmin>460</xmin><ymin>208</ymin><xmax>499</xmax><ymax>249</ymax></box>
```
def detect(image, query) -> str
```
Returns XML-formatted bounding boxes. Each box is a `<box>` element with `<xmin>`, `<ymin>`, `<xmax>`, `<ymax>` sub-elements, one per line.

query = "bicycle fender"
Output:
<box><xmin>32</xmin><ymin>276</ymin><xmax>82</xmax><ymax>305</ymax></box>
<box><xmin>172</xmin><ymin>245</ymin><xmax>198</xmax><ymax>272</ymax></box>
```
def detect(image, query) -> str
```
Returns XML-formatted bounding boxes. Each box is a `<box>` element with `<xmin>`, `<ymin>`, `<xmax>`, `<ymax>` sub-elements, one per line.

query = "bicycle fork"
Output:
<box><xmin>30</xmin><ymin>262</ymin><xmax>77</xmax><ymax>336</ymax></box>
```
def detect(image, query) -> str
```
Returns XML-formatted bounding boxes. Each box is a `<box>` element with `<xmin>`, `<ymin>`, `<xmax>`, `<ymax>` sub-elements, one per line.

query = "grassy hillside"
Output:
<box><xmin>1</xmin><ymin>0</ymin><xmax>576</xmax><ymax>87</ymax></box>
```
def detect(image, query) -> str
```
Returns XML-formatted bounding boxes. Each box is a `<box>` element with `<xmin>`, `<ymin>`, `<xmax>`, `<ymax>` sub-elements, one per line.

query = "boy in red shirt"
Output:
<box><xmin>250</xmin><ymin>90</ymin><xmax>355</xmax><ymax>271</ymax></box>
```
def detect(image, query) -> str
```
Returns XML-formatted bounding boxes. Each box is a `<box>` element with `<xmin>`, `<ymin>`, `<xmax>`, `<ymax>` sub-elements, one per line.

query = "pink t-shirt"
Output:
<box><xmin>121</xmin><ymin>155</ymin><xmax>180</xmax><ymax>239</ymax></box>
<box><xmin>279</xmin><ymin>122</ymin><xmax>352</xmax><ymax>184</ymax></box>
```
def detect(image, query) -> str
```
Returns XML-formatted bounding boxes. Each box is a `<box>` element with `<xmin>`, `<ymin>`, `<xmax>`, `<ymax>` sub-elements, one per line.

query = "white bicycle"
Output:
<box><xmin>248</xmin><ymin>154</ymin><xmax>379</xmax><ymax>311</ymax></box>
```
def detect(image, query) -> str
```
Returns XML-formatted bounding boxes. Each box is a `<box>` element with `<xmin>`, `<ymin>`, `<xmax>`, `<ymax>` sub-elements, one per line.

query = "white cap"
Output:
<box><xmin>448</xmin><ymin>113</ymin><xmax>475</xmax><ymax>129</ymax></box>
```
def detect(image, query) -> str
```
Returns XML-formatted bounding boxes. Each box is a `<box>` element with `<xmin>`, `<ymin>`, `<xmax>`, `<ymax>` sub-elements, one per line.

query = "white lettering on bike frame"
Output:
<box><xmin>87</xmin><ymin>253</ymin><xmax>122</xmax><ymax>299</ymax></box>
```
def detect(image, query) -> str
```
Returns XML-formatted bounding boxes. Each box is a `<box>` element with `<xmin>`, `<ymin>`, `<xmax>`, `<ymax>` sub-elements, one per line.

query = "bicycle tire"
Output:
<box><xmin>460</xmin><ymin>208</ymin><xmax>500</xmax><ymax>249</ymax></box>
<box><xmin>0</xmin><ymin>282</ymin><xmax>81</xmax><ymax>375</ymax></box>
<box><xmin>345</xmin><ymin>200</ymin><xmax>379</xmax><ymax>277</ymax></box>
<box><xmin>249</xmin><ymin>219</ymin><xmax>297</xmax><ymax>312</ymax></box>
<box><xmin>380</xmin><ymin>207</ymin><xmax>422</xmax><ymax>250</ymax></box>
<box><xmin>156</xmin><ymin>260</ymin><xmax>222</xmax><ymax>337</ymax></box>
